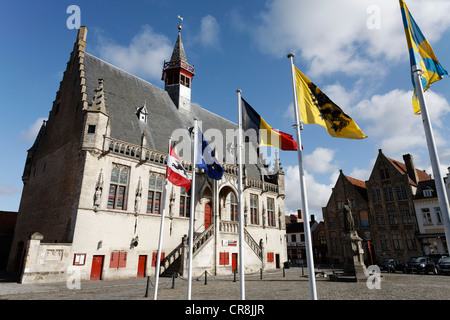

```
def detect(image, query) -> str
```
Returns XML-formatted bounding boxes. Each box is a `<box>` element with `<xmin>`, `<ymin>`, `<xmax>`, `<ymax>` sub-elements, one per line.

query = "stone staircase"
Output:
<box><xmin>159</xmin><ymin>222</ymin><xmax>262</xmax><ymax>277</ymax></box>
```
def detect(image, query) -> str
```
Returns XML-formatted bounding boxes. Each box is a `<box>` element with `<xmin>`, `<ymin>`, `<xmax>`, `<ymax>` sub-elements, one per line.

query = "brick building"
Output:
<box><xmin>323</xmin><ymin>149</ymin><xmax>431</xmax><ymax>265</ymax></box>
<box><xmin>7</xmin><ymin>26</ymin><xmax>287</xmax><ymax>283</ymax></box>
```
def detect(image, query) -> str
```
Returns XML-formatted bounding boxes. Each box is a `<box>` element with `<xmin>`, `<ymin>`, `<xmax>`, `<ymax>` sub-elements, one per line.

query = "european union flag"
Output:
<box><xmin>195</xmin><ymin>127</ymin><xmax>224</xmax><ymax>180</ymax></box>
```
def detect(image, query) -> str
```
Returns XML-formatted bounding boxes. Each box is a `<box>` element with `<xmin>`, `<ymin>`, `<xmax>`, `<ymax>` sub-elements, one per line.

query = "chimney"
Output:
<box><xmin>403</xmin><ymin>154</ymin><xmax>419</xmax><ymax>184</ymax></box>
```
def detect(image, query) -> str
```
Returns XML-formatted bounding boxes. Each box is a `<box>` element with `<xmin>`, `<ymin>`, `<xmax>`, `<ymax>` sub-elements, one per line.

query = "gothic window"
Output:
<box><xmin>380</xmin><ymin>168</ymin><xmax>390</xmax><ymax>180</ymax></box>
<box><xmin>147</xmin><ymin>174</ymin><xmax>164</xmax><ymax>214</ymax></box>
<box><xmin>392</xmin><ymin>234</ymin><xmax>403</xmax><ymax>251</ymax></box>
<box><xmin>396</xmin><ymin>185</ymin><xmax>407</xmax><ymax>200</ymax></box>
<box><xmin>267</xmin><ymin>198</ymin><xmax>275</xmax><ymax>227</ymax></box>
<box><xmin>383</xmin><ymin>187</ymin><xmax>394</xmax><ymax>202</ymax></box>
<box><xmin>388</xmin><ymin>211</ymin><xmax>398</xmax><ymax>226</ymax></box>
<box><xmin>179</xmin><ymin>187</ymin><xmax>191</xmax><ymax>217</ymax></box>
<box><xmin>107</xmin><ymin>165</ymin><xmax>129</xmax><ymax>210</ymax></box>
<box><xmin>372</xmin><ymin>189</ymin><xmax>381</xmax><ymax>203</ymax></box>
<box><xmin>376</xmin><ymin>211</ymin><xmax>385</xmax><ymax>226</ymax></box>
<box><xmin>379</xmin><ymin>234</ymin><xmax>389</xmax><ymax>251</ymax></box>
<box><xmin>405</xmin><ymin>233</ymin><xmax>418</xmax><ymax>251</ymax></box>
<box><xmin>230</xmin><ymin>192</ymin><xmax>238</xmax><ymax>222</ymax></box>
<box><xmin>400</xmin><ymin>208</ymin><xmax>413</xmax><ymax>224</ymax></box>
<box><xmin>250</xmin><ymin>194</ymin><xmax>259</xmax><ymax>225</ymax></box>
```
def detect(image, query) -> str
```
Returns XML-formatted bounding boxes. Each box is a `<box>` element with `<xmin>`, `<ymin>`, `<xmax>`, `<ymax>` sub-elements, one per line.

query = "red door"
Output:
<box><xmin>205</xmin><ymin>202</ymin><xmax>212</xmax><ymax>229</ymax></box>
<box><xmin>90</xmin><ymin>255</ymin><xmax>104</xmax><ymax>280</ymax></box>
<box><xmin>232</xmin><ymin>253</ymin><xmax>238</xmax><ymax>273</ymax></box>
<box><xmin>137</xmin><ymin>255</ymin><xmax>147</xmax><ymax>278</ymax></box>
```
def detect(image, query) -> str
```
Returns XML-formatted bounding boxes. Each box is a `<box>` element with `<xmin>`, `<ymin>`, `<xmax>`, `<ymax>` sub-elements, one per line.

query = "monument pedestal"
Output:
<box><xmin>330</xmin><ymin>230</ymin><xmax>368</xmax><ymax>282</ymax></box>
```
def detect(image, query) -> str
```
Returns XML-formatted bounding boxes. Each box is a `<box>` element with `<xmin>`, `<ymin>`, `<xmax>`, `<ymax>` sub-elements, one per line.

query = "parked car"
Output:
<box><xmin>404</xmin><ymin>257</ymin><xmax>438</xmax><ymax>274</ymax></box>
<box><xmin>437</xmin><ymin>257</ymin><xmax>450</xmax><ymax>275</ymax></box>
<box><xmin>377</xmin><ymin>258</ymin><xmax>405</xmax><ymax>273</ymax></box>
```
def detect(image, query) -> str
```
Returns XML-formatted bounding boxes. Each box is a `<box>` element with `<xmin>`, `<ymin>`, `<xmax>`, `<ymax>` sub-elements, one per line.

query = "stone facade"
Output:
<box><xmin>7</xmin><ymin>27</ymin><xmax>287</xmax><ymax>283</ymax></box>
<box><xmin>323</xmin><ymin>149</ymin><xmax>431</xmax><ymax>265</ymax></box>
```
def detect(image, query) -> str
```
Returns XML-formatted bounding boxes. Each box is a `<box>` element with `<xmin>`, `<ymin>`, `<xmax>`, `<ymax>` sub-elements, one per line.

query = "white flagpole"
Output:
<box><xmin>287</xmin><ymin>53</ymin><xmax>318</xmax><ymax>300</ymax></box>
<box><xmin>153</xmin><ymin>136</ymin><xmax>172</xmax><ymax>300</ymax></box>
<box><xmin>412</xmin><ymin>65</ymin><xmax>450</xmax><ymax>251</ymax></box>
<box><xmin>236</xmin><ymin>89</ymin><xmax>246</xmax><ymax>300</ymax></box>
<box><xmin>187</xmin><ymin>118</ymin><xmax>198</xmax><ymax>300</ymax></box>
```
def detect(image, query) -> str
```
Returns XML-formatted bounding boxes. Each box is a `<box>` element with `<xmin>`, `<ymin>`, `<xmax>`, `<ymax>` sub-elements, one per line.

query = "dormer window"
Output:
<box><xmin>424</xmin><ymin>188</ymin><xmax>433</xmax><ymax>198</ymax></box>
<box><xmin>136</xmin><ymin>102</ymin><xmax>148</xmax><ymax>122</ymax></box>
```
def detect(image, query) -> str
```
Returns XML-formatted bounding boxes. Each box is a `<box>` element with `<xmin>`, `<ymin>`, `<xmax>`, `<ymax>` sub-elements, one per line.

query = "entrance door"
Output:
<box><xmin>204</xmin><ymin>202</ymin><xmax>212</xmax><ymax>229</ymax></box>
<box><xmin>90</xmin><ymin>255</ymin><xmax>104</xmax><ymax>280</ymax></box>
<box><xmin>232</xmin><ymin>253</ymin><xmax>238</xmax><ymax>273</ymax></box>
<box><xmin>275</xmin><ymin>254</ymin><xmax>280</xmax><ymax>269</ymax></box>
<box><xmin>137</xmin><ymin>255</ymin><xmax>147</xmax><ymax>278</ymax></box>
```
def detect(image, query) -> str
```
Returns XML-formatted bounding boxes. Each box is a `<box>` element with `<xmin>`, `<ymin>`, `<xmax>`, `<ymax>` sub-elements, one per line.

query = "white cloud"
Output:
<box><xmin>304</xmin><ymin>147</ymin><xmax>337</xmax><ymax>174</ymax></box>
<box><xmin>20</xmin><ymin>117</ymin><xmax>47</xmax><ymax>143</ymax></box>
<box><xmin>353</xmin><ymin>89</ymin><xmax>450</xmax><ymax>160</ymax></box>
<box><xmin>197</xmin><ymin>15</ymin><xmax>221</xmax><ymax>49</ymax></box>
<box><xmin>252</xmin><ymin>0</ymin><xmax>450</xmax><ymax>77</ymax></box>
<box><xmin>95</xmin><ymin>25</ymin><xmax>172</xmax><ymax>81</ymax></box>
<box><xmin>284</xmin><ymin>165</ymin><xmax>333</xmax><ymax>220</ymax></box>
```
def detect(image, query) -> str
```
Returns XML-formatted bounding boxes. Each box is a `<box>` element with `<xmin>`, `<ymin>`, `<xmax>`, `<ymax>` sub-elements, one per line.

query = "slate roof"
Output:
<box><xmin>83</xmin><ymin>52</ymin><xmax>264</xmax><ymax>180</ymax></box>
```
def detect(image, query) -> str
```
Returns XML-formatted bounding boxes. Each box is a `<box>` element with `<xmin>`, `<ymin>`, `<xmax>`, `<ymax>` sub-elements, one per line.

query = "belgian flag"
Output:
<box><xmin>241</xmin><ymin>98</ymin><xmax>297</xmax><ymax>151</ymax></box>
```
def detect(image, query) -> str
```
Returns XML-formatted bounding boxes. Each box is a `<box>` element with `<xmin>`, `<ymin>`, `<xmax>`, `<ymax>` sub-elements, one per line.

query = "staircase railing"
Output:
<box><xmin>192</xmin><ymin>223</ymin><xmax>214</xmax><ymax>257</ymax></box>
<box><xmin>244</xmin><ymin>228</ymin><xmax>262</xmax><ymax>261</ymax></box>
<box><xmin>161</xmin><ymin>239</ymin><xmax>184</xmax><ymax>273</ymax></box>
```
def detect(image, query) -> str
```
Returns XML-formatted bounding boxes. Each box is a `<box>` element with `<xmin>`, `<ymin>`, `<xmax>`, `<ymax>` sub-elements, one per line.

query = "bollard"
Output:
<box><xmin>172</xmin><ymin>273</ymin><xmax>176</xmax><ymax>289</ymax></box>
<box><xmin>145</xmin><ymin>276</ymin><xmax>151</xmax><ymax>298</ymax></box>
<box><xmin>283</xmin><ymin>267</ymin><xmax>285</xmax><ymax>277</ymax></box>
<box><xmin>302</xmin><ymin>265</ymin><xmax>304</xmax><ymax>276</ymax></box>
<box><xmin>204</xmin><ymin>270</ymin><xmax>208</xmax><ymax>285</ymax></box>
<box><xmin>234</xmin><ymin>269</ymin><xmax>237</xmax><ymax>282</ymax></box>
<box><xmin>260</xmin><ymin>268</ymin><xmax>263</xmax><ymax>280</ymax></box>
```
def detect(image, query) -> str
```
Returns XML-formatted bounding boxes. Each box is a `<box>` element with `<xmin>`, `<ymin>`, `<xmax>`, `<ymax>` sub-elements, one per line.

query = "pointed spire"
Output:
<box><xmin>170</xmin><ymin>27</ymin><xmax>188</xmax><ymax>63</ymax></box>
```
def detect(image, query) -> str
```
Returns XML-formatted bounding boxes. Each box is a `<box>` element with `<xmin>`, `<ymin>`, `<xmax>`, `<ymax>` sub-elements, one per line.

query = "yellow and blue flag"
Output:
<box><xmin>195</xmin><ymin>127</ymin><xmax>224</xmax><ymax>180</ymax></box>
<box><xmin>400</xmin><ymin>0</ymin><xmax>448</xmax><ymax>114</ymax></box>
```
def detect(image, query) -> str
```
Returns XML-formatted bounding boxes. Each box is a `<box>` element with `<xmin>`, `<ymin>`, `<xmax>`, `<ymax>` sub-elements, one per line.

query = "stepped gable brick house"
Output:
<box><xmin>8</xmin><ymin>26</ymin><xmax>287</xmax><ymax>283</ymax></box>
<box><xmin>323</xmin><ymin>149</ymin><xmax>431</xmax><ymax>265</ymax></box>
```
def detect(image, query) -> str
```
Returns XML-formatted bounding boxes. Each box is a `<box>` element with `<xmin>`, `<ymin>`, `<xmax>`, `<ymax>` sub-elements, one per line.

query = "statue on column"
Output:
<box><xmin>343</xmin><ymin>199</ymin><xmax>355</xmax><ymax>233</ymax></box>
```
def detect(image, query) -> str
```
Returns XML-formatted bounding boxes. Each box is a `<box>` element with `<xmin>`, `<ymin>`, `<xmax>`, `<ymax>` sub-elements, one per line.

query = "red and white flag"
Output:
<box><xmin>167</xmin><ymin>146</ymin><xmax>191</xmax><ymax>192</ymax></box>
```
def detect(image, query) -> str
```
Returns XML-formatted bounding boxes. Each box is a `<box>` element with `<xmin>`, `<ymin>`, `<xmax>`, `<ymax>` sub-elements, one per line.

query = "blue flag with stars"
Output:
<box><xmin>195</xmin><ymin>127</ymin><xmax>224</xmax><ymax>180</ymax></box>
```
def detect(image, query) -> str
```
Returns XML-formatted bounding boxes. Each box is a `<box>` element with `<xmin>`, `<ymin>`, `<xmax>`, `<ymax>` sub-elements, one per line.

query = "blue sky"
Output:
<box><xmin>2</xmin><ymin>0</ymin><xmax>450</xmax><ymax>220</ymax></box>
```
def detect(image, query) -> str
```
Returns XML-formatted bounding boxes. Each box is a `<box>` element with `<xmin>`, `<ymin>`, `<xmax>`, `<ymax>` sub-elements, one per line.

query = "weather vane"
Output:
<box><xmin>177</xmin><ymin>15</ymin><xmax>184</xmax><ymax>30</ymax></box>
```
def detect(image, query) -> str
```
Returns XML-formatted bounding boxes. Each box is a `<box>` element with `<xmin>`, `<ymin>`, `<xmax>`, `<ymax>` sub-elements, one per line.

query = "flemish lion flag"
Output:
<box><xmin>399</xmin><ymin>0</ymin><xmax>448</xmax><ymax>114</ymax></box>
<box><xmin>294</xmin><ymin>66</ymin><xmax>367</xmax><ymax>140</ymax></box>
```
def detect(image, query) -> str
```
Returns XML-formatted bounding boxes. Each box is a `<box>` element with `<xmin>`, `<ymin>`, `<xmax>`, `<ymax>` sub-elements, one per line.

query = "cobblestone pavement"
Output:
<box><xmin>1</xmin><ymin>268</ymin><xmax>450</xmax><ymax>300</ymax></box>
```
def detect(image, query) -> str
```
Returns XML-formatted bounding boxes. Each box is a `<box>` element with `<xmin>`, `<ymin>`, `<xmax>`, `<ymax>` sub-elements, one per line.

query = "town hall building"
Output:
<box><xmin>7</xmin><ymin>26</ymin><xmax>288</xmax><ymax>283</ymax></box>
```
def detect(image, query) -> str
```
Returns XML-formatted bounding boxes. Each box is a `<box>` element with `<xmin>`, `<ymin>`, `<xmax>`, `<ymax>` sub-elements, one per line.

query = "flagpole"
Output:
<box><xmin>153</xmin><ymin>136</ymin><xmax>172</xmax><ymax>300</ymax></box>
<box><xmin>287</xmin><ymin>53</ymin><xmax>318</xmax><ymax>300</ymax></box>
<box><xmin>236</xmin><ymin>89</ymin><xmax>246</xmax><ymax>300</ymax></box>
<box><xmin>412</xmin><ymin>65</ymin><xmax>450</xmax><ymax>252</ymax></box>
<box><xmin>187</xmin><ymin>118</ymin><xmax>198</xmax><ymax>300</ymax></box>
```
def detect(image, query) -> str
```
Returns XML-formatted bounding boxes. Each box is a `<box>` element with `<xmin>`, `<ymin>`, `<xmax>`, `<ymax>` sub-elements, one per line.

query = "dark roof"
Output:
<box><xmin>83</xmin><ymin>53</ymin><xmax>264</xmax><ymax>180</ymax></box>
<box><xmin>415</xmin><ymin>180</ymin><xmax>437</xmax><ymax>200</ymax></box>
<box><xmin>170</xmin><ymin>31</ymin><xmax>188</xmax><ymax>63</ymax></box>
